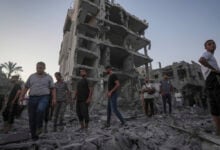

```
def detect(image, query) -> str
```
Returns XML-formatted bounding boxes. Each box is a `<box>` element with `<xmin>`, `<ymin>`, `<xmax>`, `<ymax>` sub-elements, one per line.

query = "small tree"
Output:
<box><xmin>1</xmin><ymin>61</ymin><xmax>23</xmax><ymax>79</ymax></box>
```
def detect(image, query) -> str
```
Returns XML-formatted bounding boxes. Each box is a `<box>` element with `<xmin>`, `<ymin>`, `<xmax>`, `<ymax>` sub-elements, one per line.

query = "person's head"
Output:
<box><xmin>105</xmin><ymin>65</ymin><xmax>112</xmax><ymax>75</ymax></box>
<box><xmin>79</xmin><ymin>68</ymin><xmax>87</xmax><ymax>77</ymax></box>
<box><xmin>36</xmin><ymin>61</ymin><xmax>46</xmax><ymax>75</ymax></box>
<box><xmin>10</xmin><ymin>75</ymin><xmax>19</xmax><ymax>83</ymax></box>
<box><xmin>163</xmin><ymin>74</ymin><xmax>169</xmax><ymax>80</ymax></box>
<box><xmin>54</xmin><ymin>72</ymin><xmax>62</xmax><ymax>81</ymax></box>
<box><xmin>204</xmin><ymin>39</ymin><xmax>216</xmax><ymax>53</ymax></box>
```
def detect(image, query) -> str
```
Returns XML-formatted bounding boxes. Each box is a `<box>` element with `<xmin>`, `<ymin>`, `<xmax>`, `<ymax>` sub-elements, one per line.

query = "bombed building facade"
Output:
<box><xmin>59</xmin><ymin>0</ymin><xmax>152</xmax><ymax>103</ymax></box>
<box><xmin>150</xmin><ymin>61</ymin><xmax>205</xmax><ymax>106</ymax></box>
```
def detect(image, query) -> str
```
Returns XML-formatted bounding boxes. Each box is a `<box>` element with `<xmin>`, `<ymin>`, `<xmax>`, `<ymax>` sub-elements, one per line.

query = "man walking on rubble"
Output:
<box><xmin>199</xmin><ymin>39</ymin><xmax>220</xmax><ymax>135</ymax></box>
<box><xmin>160</xmin><ymin>74</ymin><xmax>173</xmax><ymax>114</ymax></box>
<box><xmin>53</xmin><ymin>72</ymin><xmax>70</xmax><ymax>132</ymax></box>
<box><xmin>2</xmin><ymin>75</ymin><xmax>22</xmax><ymax>133</ymax></box>
<box><xmin>105</xmin><ymin>66</ymin><xmax>125</xmax><ymax>127</ymax></box>
<box><xmin>19</xmin><ymin>62</ymin><xmax>56</xmax><ymax>140</ymax></box>
<box><xmin>74</xmin><ymin>68</ymin><xmax>92</xmax><ymax>130</ymax></box>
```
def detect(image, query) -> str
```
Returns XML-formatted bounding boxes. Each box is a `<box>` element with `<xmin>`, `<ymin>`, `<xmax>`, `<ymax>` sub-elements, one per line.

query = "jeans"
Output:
<box><xmin>54</xmin><ymin>101</ymin><xmax>67</xmax><ymax>127</ymax></box>
<box><xmin>0</xmin><ymin>95</ymin><xmax>4</xmax><ymax>112</ymax></box>
<box><xmin>107</xmin><ymin>93</ymin><xmax>125</xmax><ymax>125</ymax></box>
<box><xmin>206</xmin><ymin>72</ymin><xmax>220</xmax><ymax>116</ymax></box>
<box><xmin>28</xmin><ymin>95</ymin><xmax>49</xmax><ymax>138</ymax></box>
<box><xmin>162</xmin><ymin>93</ymin><xmax>172</xmax><ymax>114</ymax></box>
<box><xmin>144</xmin><ymin>98</ymin><xmax>154</xmax><ymax>116</ymax></box>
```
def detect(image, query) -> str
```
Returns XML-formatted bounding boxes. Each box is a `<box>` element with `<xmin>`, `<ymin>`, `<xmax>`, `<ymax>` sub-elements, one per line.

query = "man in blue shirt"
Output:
<box><xmin>160</xmin><ymin>74</ymin><xmax>173</xmax><ymax>114</ymax></box>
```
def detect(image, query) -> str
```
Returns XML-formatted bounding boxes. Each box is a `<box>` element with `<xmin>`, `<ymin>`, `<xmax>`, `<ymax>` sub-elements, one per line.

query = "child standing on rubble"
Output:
<box><xmin>199</xmin><ymin>39</ymin><xmax>220</xmax><ymax>135</ymax></box>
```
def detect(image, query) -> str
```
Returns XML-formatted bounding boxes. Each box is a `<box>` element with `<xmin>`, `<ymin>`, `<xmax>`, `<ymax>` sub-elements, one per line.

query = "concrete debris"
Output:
<box><xmin>0</xmin><ymin>106</ymin><xmax>220</xmax><ymax>150</ymax></box>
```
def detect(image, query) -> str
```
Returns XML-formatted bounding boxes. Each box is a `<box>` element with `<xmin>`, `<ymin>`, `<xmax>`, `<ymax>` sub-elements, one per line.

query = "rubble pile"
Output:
<box><xmin>0</xmin><ymin>106</ymin><xmax>220</xmax><ymax>150</ymax></box>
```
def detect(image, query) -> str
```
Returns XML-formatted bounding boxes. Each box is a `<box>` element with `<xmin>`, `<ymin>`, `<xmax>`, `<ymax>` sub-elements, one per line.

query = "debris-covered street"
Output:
<box><xmin>1</xmin><ymin>105</ymin><xmax>220</xmax><ymax>150</ymax></box>
<box><xmin>0</xmin><ymin>0</ymin><xmax>220</xmax><ymax>150</ymax></box>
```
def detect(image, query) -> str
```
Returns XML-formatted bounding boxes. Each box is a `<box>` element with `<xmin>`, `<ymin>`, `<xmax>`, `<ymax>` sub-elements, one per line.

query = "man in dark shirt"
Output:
<box><xmin>2</xmin><ymin>75</ymin><xmax>21</xmax><ymax>133</ymax></box>
<box><xmin>105</xmin><ymin>66</ymin><xmax>125</xmax><ymax>127</ymax></box>
<box><xmin>160</xmin><ymin>74</ymin><xmax>173</xmax><ymax>114</ymax></box>
<box><xmin>74</xmin><ymin>68</ymin><xmax>92</xmax><ymax>130</ymax></box>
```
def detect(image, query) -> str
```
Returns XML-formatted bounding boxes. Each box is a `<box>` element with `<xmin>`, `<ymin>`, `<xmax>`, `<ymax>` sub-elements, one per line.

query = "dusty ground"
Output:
<box><xmin>0</xmin><ymin>105</ymin><xmax>220</xmax><ymax>150</ymax></box>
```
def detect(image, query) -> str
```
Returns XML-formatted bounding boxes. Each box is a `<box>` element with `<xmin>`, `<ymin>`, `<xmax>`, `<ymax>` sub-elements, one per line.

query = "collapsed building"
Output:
<box><xmin>150</xmin><ymin>61</ymin><xmax>205</xmax><ymax>106</ymax></box>
<box><xmin>59</xmin><ymin>0</ymin><xmax>152</xmax><ymax>105</ymax></box>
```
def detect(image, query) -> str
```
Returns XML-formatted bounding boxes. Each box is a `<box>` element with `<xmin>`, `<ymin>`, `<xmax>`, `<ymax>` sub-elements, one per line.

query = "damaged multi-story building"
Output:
<box><xmin>150</xmin><ymin>61</ymin><xmax>205</xmax><ymax>106</ymax></box>
<box><xmin>58</xmin><ymin>0</ymin><xmax>152</xmax><ymax>105</ymax></box>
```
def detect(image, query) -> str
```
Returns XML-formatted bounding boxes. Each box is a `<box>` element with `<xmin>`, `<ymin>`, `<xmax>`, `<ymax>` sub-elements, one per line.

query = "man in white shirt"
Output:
<box><xmin>141</xmin><ymin>78</ymin><xmax>155</xmax><ymax>117</ymax></box>
<box><xmin>199</xmin><ymin>39</ymin><xmax>220</xmax><ymax>135</ymax></box>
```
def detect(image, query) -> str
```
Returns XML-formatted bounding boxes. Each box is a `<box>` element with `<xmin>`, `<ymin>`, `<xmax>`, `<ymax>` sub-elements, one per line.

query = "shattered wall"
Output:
<box><xmin>59</xmin><ymin>0</ymin><xmax>152</xmax><ymax>107</ymax></box>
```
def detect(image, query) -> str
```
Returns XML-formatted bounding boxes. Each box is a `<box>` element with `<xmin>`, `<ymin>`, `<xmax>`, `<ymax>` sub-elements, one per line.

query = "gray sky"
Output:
<box><xmin>1</xmin><ymin>0</ymin><xmax>220</xmax><ymax>80</ymax></box>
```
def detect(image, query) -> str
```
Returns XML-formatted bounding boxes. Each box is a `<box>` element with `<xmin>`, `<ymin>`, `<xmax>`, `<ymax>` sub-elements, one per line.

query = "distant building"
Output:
<box><xmin>150</xmin><ymin>61</ymin><xmax>205</xmax><ymax>106</ymax></box>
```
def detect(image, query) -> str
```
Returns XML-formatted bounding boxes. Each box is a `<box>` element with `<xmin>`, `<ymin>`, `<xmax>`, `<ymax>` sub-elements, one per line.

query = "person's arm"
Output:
<box><xmin>159</xmin><ymin>84</ymin><xmax>162</xmax><ymax>94</ymax></box>
<box><xmin>19</xmin><ymin>75</ymin><xmax>31</xmax><ymax>101</ymax></box>
<box><xmin>142</xmin><ymin>85</ymin><xmax>150</xmax><ymax>93</ymax></box>
<box><xmin>65</xmin><ymin>83</ymin><xmax>71</xmax><ymax>101</ymax></box>
<box><xmin>86</xmin><ymin>87</ymin><xmax>93</xmax><ymax>104</ymax></box>
<box><xmin>19</xmin><ymin>87</ymin><xmax>29</xmax><ymax>101</ymax></box>
<box><xmin>170</xmin><ymin>84</ymin><xmax>173</xmax><ymax>93</ymax></box>
<box><xmin>199</xmin><ymin>57</ymin><xmax>218</xmax><ymax>72</ymax></box>
<box><xmin>108</xmin><ymin>80</ymin><xmax>120</xmax><ymax>97</ymax></box>
<box><xmin>12</xmin><ymin>89</ymin><xmax>21</xmax><ymax>104</ymax></box>
<box><xmin>74</xmin><ymin>90</ymin><xmax>77</xmax><ymax>100</ymax></box>
<box><xmin>149</xmin><ymin>86</ymin><xmax>156</xmax><ymax>94</ymax></box>
<box><xmin>141</xmin><ymin>86</ymin><xmax>144</xmax><ymax>100</ymax></box>
<box><xmin>51</xmin><ymin>88</ymin><xmax>56</xmax><ymax>106</ymax></box>
<box><xmin>159</xmin><ymin>82</ymin><xmax>165</xmax><ymax>96</ymax></box>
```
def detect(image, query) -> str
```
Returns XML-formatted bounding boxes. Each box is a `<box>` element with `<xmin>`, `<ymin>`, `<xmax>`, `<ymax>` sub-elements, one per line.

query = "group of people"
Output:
<box><xmin>142</xmin><ymin>39</ymin><xmax>220</xmax><ymax>135</ymax></box>
<box><xmin>141</xmin><ymin>74</ymin><xmax>173</xmax><ymax>117</ymax></box>
<box><xmin>1</xmin><ymin>39</ymin><xmax>220</xmax><ymax>139</ymax></box>
<box><xmin>1</xmin><ymin>62</ymin><xmax>126</xmax><ymax>141</ymax></box>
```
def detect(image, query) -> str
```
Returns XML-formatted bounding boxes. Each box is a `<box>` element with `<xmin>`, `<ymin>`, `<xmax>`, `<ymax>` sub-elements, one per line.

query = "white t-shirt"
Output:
<box><xmin>201</xmin><ymin>51</ymin><xmax>220</xmax><ymax>79</ymax></box>
<box><xmin>142</xmin><ymin>83</ymin><xmax>155</xmax><ymax>99</ymax></box>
